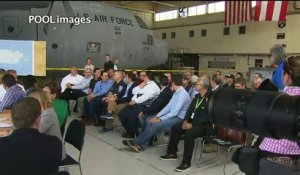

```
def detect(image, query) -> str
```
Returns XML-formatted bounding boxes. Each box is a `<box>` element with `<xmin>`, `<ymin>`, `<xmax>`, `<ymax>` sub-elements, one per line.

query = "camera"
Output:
<box><xmin>208</xmin><ymin>88</ymin><xmax>300</xmax><ymax>143</ymax></box>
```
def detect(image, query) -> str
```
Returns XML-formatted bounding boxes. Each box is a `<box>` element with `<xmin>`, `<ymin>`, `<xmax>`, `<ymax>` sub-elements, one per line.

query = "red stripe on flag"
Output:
<box><xmin>225</xmin><ymin>1</ymin><xmax>228</xmax><ymax>25</ymax></box>
<box><xmin>241</xmin><ymin>1</ymin><xmax>244</xmax><ymax>23</ymax></box>
<box><xmin>229</xmin><ymin>1</ymin><xmax>232</xmax><ymax>25</ymax></box>
<box><xmin>266</xmin><ymin>1</ymin><xmax>275</xmax><ymax>21</ymax></box>
<box><xmin>255</xmin><ymin>1</ymin><xmax>262</xmax><ymax>20</ymax></box>
<box><xmin>279</xmin><ymin>1</ymin><xmax>288</xmax><ymax>21</ymax></box>
<box><xmin>233</xmin><ymin>1</ymin><xmax>236</xmax><ymax>24</ymax></box>
<box><xmin>237</xmin><ymin>1</ymin><xmax>240</xmax><ymax>24</ymax></box>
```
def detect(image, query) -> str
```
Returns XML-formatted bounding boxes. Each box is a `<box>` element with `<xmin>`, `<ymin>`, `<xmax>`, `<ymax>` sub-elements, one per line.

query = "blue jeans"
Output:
<box><xmin>133</xmin><ymin>116</ymin><xmax>183</xmax><ymax>149</ymax></box>
<box><xmin>139</xmin><ymin>113</ymin><xmax>156</xmax><ymax>131</ymax></box>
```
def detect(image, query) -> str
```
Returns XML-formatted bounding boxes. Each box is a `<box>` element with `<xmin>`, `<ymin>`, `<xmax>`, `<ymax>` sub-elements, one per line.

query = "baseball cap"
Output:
<box><xmin>225</xmin><ymin>74</ymin><xmax>235</xmax><ymax>79</ymax></box>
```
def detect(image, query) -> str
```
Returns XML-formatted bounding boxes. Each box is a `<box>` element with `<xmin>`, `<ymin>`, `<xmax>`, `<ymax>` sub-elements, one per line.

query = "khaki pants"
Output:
<box><xmin>77</xmin><ymin>96</ymin><xmax>87</xmax><ymax>116</ymax></box>
<box><xmin>105</xmin><ymin>102</ymin><xmax>128</xmax><ymax>129</ymax></box>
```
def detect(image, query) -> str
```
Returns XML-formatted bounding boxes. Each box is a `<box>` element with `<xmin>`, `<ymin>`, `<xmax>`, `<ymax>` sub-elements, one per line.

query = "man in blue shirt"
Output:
<box><xmin>122</xmin><ymin>76</ymin><xmax>191</xmax><ymax>152</ymax></box>
<box><xmin>0</xmin><ymin>74</ymin><xmax>25</xmax><ymax>112</ymax></box>
<box><xmin>85</xmin><ymin>72</ymin><xmax>113</xmax><ymax>125</ymax></box>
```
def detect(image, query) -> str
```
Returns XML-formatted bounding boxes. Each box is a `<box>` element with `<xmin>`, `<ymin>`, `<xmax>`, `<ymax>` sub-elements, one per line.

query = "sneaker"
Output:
<box><xmin>175</xmin><ymin>164</ymin><xmax>190</xmax><ymax>172</ymax></box>
<box><xmin>160</xmin><ymin>154</ymin><xmax>177</xmax><ymax>160</ymax></box>
<box><xmin>100</xmin><ymin>127</ymin><xmax>113</xmax><ymax>134</ymax></box>
<box><xmin>127</xmin><ymin>142</ymin><xmax>142</xmax><ymax>153</ymax></box>
<box><xmin>100</xmin><ymin>113</ymin><xmax>113</xmax><ymax>120</ymax></box>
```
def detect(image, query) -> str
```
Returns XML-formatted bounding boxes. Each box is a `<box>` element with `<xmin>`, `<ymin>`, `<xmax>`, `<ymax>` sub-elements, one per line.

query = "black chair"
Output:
<box><xmin>60</xmin><ymin>119</ymin><xmax>85</xmax><ymax>175</ymax></box>
<box><xmin>200</xmin><ymin>127</ymin><xmax>246</xmax><ymax>175</ymax></box>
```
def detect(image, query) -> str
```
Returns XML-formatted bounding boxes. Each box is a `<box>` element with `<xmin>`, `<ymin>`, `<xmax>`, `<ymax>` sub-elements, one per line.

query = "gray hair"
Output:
<box><xmin>197</xmin><ymin>76</ymin><xmax>210</xmax><ymax>89</ymax></box>
<box><xmin>270</xmin><ymin>44</ymin><xmax>287</xmax><ymax>65</ymax></box>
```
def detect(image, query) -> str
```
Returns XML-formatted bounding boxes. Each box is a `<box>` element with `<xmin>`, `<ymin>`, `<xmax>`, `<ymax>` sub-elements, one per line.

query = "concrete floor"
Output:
<box><xmin>62</xmin><ymin>120</ymin><xmax>244</xmax><ymax>175</ymax></box>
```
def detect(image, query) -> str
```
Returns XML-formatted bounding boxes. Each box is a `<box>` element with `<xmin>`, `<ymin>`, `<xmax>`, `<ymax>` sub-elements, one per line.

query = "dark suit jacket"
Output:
<box><xmin>143</xmin><ymin>86</ymin><xmax>173</xmax><ymax>115</ymax></box>
<box><xmin>116</xmin><ymin>82</ymin><xmax>138</xmax><ymax>104</ymax></box>
<box><xmin>0</xmin><ymin>128</ymin><xmax>62</xmax><ymax>175</ymax></box>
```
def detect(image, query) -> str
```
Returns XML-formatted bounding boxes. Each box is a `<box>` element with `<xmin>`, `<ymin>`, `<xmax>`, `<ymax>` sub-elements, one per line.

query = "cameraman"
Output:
<box><xmin>258</xmin><ymin>56</ymin><xmax>300</xmax><ymax>174</ymax></box>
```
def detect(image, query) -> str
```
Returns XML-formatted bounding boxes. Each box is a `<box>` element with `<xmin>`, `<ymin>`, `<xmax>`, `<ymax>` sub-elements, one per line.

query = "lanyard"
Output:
<box><xmin>194</xmin><ymin>96</ymin><xmax>205</xmax><ymax>112</ymax></box>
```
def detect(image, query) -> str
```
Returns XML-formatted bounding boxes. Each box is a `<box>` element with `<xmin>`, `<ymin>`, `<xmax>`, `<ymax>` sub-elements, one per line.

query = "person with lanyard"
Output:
<box><xmin>159</xmin><ymin>76</ymin><xmax>214</xmax><ymax>172</ymax></box>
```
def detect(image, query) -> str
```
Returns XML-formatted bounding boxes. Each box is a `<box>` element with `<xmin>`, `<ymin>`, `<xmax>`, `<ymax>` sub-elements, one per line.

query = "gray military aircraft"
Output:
<box><xmin>0</xmin><ymin>1</ymin><xmax>168</xmax><ymax>77</ymax></box>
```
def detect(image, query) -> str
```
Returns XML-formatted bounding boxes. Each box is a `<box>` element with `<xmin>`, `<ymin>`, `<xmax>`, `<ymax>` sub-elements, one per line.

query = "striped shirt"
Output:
<box><xmin>0</xmin><ymin>84</ymin><xmax>26</xmax><ymax>112</ymax></box>
<box><xmin>259</xmin><ymin>86</ymin><xmax>300</xmax><ymax>155</ymax></box>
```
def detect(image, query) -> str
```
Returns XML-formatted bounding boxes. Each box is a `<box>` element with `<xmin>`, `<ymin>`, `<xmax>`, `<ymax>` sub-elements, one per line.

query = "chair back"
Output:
<box><xmin>64</xmin><ymin>119</ymin><xmax>85</xmax><ymax>151</ymax></box>
<box><xmin>217</xmin><ymin>127</ymin><xmax>245</xmax><ymax>145</ymax></box>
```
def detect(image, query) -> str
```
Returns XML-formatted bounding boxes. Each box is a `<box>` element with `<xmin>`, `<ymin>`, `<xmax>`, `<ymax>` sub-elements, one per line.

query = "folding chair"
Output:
<box><xmin>60</xmin><ymin>119</ymin><xmax>86</xmax><ymax>175</ymax></box>
<box><xmin>198</xmin><ymin>127</ymin><xmax>245</xmax><ymax>175</ymax></box>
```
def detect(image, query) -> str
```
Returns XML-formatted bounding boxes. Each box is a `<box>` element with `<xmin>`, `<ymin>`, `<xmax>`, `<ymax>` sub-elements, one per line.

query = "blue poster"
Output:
<box><xmin>0</xmin><ymin>39</ymin><xmax>34</xmax><ymax>75</ymax></box>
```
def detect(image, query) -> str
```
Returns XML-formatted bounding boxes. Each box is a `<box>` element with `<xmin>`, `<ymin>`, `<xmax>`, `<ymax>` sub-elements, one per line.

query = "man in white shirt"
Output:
<box><xmin>118</xmin><ymin>71</ymin><xmax>160</xmax><ymax>138</ymax></box>
<box><xmin>60</xmin><ymin>67</ymin><xmax>84</xmax><ymax>93</ymax></box>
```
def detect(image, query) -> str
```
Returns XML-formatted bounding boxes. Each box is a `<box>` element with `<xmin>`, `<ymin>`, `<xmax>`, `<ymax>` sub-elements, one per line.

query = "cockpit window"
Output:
<box><xmin>134</xmin><ymin>15</ymin><xmax>148</xmax><ymax>29</ymax></box>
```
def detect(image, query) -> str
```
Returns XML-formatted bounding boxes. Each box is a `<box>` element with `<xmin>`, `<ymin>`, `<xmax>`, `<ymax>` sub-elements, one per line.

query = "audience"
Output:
<box><xmin>234</xmin><ymin>78</ymin><xmax>247</xmax><ymax>89</ymax></box>
<box><xmin>159</xmin><ymin>76</ymin><xmax>212</xmax><ymax>172</ymax></box>
<box><xmin>0</xmin><ymin>69</ymin><xmax>6</xmax><ymax>102</ymax></box>
<box><xmin>118</xmin><ymin>71</ymin><xmax>160</xmax><ymax>138</ymax></box>
<box><xmin>6</xmin><ymin>69</ymin><xmax>25</xmax><ymax>92</ymax></box>
<box><xmin>98</xmin><ymin>70</ymin><xmax>127</xmax><ymax>133</ymax></box>
<box><xmin>85</xmin><ymin>72</ymin><xmax>114</xmax><ymax>125</ymax></box>
<box><xmin>0</xmin><ymin>97</ymin><xmax>62</xmax><ymax>175</ymax></box>
<box><xmin>138</xmin><ymin>74</ymin><xmax>173</xmax><ymax>130</ymax></box>
<box><xmin>269</xmin><ymin>44</ymin><xmax>287</xmax><ymax>91</ymax></box>
<box><xmin>23</xmin><ymin>74</ymin><xmax>38</xmax><ymax>95</ymax></box>
<box><xmin>122</xmin><ymin>76</ymin><xmax>191</xmax><ymax>152</ymax></box>
<box><xmin>43</xmin><ymin>82</ymin><xmax>69</xmax><ymax>129</ymax></box>
<box><xmin>258</xmin><ymin>56</ymin><xmax>300</xmax><ymax>174</ymax></box>
<box><xmin>236</xmin><ymin>72</ymin><xmax>243</xmax><ymax>79</ymax></box>
<box><xmin>100</xmin><ymin>72</ymin><xmax>138</xmax><ymax>132</ymax></box>
<box><xmin>210</xmin><ymin>74</ymin><xmax>222</xmax><ymax>93</ymax></box>
<box><xmin>84</xmin><ymin>57</ymin><xmax>95</xmax><ymax>71</ymax></box>
<box><xmin>188</xmin><ymin>75</ymin><xmax>199</xmax><ymax>98</ymax></box>
<box><xmin>252</xmin><ymin>73</ymin><xmax>263</xmax><ymax>90</ymax></box>
<box><xmin>223</xmin><ymin>73</ymin><xmax>235</xmax><ymax>88</ymax></box>
<box><xmin>61</xmin><ymin>67</ymin><xmax>93</xmax><ymax>112</ymax></box>
<box><xmin>113</xmin><ymin>58</ymin><xmax>120</xmax><ymax>70</ymax></box>
<box><xmin>0</xmin><ymin>74</ymin><xmax>26</xmax><ymax>112</ymax></box>
<box><xmin>60</xmin><ymin>67</ymin><xmax>83</xmax><ymax>93</ymax></box>
<box><xmin>104</xmin><ymin>54</ymin><xmax>114</xmax><ymax>72</ymax></box>
<box><xmin>182</xmin><ymin>76</ymin><xmax>192</xmax><ymax>93</ymax></box>
<box><xmin>28</xmin><ymin>89</ymin><xmax>66</xmax><ymax>160</ymax></box>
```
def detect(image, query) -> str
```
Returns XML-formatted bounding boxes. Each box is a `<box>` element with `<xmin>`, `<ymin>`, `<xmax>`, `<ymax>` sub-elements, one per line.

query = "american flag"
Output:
<box><xmin>225</xmin><ymin>1</ymin><xmax>252</xmax><ymax>26</ymax></box>
<box><xmin>254</xmin><ymin>1</ymin><xmax>288</xmax><ymax>21</ymax></box>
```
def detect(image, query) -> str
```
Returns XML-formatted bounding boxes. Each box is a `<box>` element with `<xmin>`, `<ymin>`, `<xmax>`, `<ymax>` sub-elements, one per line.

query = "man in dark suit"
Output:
<box><xmin>138</xmin><ymin>74</ymin><xmax>173</xmax><ymax>130</ymax></box>
<box><xmin>0</xmin><ymin>97</ymin><xmax>62</xmax><ymax>175</ymax></box>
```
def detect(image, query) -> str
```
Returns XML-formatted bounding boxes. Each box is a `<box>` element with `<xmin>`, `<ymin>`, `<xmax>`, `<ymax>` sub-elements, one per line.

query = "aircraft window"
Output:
<box><xmin>52</xmin><ymin>43</ymin><xmax>58</xmax><ymax>49</ymax></box>
<box><xmin>147</xmin><ymin>35</ymin><xmax>153</xmax><ymax>46</ymax></box>
<box><xmin>134</xmin><ymin>15</ymin><xmax>148</xmax><ymax>29</ymax></box>
<box><xmin>114</xmin><ymin>26</ymin><xmax>122</xmax><ymax>35</ymax></box>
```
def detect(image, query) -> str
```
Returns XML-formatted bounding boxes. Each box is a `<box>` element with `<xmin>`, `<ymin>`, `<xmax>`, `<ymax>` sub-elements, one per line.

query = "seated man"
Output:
<box><xmin>97</xmin><ymin>70</ymin><xmax>127</xmax><ymax>132</ymax></box>
<box><xmin>138</xmin><ymin>74</ymin><xmax>173</xmax><ymax>130</ymax></box>
<box><xmin>6</xmin><ymin>69</ymin><xmax>25</xmax><ymax>92</ymax></box>
<box><xmin>0</xmin><ymin>97</ymin><xmax>62</xmax><ymax>175</ymax></box>
<box><xmin>85</xmin><ymin>72</ymin><xmax>113</xmax><ymax>125</ymax></box>
<box><xmin>100</xmin><ymin>72</ymin><xmax>138</xmax><ymax>133</ymax></box>
<box><xmin>122</xmin><ymin>76</ymin><xmax>191</xmax><ymax>152</ymax></box>
<box><xmin>0</xmin><ymin>74</ymin><xmax>26</xmax><ymax>112</ymax></box>
<box><xmin>60</xmin><ymin>67</ymin><xmax>83</xmax><ymax>93</ymax></box>
<box><xmin>159</xmin><ymin>76</ymin><xmax>214</xmax><ymax>172</ymax></box>
<box><xmin>22</xmin><ymin>75</ymin><xmax>38</xmax><ymax>95</ymax></box>
<box><xmin>61</xmin><ymin>67</ymin><xmax>93</xmax><ymax>112</ymax></box>
<box><xmin>118</xmin><ymin>71</ymin><xmax>160</xmax><ymax>138</ymax></box>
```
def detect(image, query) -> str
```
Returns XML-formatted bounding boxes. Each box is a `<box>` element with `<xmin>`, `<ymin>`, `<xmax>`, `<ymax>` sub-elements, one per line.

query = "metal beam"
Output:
<box><xmin>151</xmin><ymin>1</ymin><xmax>178</xmax><ymax>8</ymax></box>
<box><xmin>106</xmin><ymin>3</ymin><xmax>155</xmax><ymax>13</ymax></box>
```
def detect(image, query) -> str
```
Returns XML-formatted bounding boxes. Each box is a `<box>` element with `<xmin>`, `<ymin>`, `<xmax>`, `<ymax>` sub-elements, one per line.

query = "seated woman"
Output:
<box><xmin>28</xmin><ymin>89</ymin><xmax>66</xmax><ymax>160</ymax></box>
<box><xmin>258</xmin><ymin>56</ymin><xmax>300</xmax><ymax>175</ymax></box>
<box><xmin>43</xmin><ymin>82</ymin><xmax>69</xmax><ymax>133</ymax></box>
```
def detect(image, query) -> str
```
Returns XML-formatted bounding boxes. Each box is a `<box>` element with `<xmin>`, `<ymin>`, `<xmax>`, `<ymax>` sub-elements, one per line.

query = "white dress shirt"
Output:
<box><xmin>0</xmin><ymin>84</ymin><xmax>6</xmax><ymax>102</ymax></box>
<box><xmin>71</xmin><ymin>76</ymin><xmax>93</xmax><ymax>94</ymax></box>
<box><xmin>60</xmin><ymin>74</ymin><xmax>84</xmax><ymax>92</ymax></box>
<box><xmin>131</xmin><ymin>81</ymin><xmax>160</xmax><ymax>104</ymax></box>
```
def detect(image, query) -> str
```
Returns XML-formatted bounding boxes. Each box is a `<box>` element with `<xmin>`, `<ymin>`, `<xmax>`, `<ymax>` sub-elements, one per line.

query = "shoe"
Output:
<box><xmin>175</xmin><ymin>164</ymin><xmax>190</xmax><ymax>172</ymax></box>
<box><xmin>127</xmin><ymin>141</ymin><xmax>142</xmax><ymax>153</ymax></box>
<box><xmin>100</xmin><ymin>127</ymin><xmax>113</xmax><ymax>134</ymax></box>
<box><xmin>160</xmin><ymin>154</ymin><xmax>177</xmax><ymax>160</ymax></box>
<box><xmin>122</xmin><ymin>140</ymin><xmax>134</xmax><ymax>146</ymax></box>
<box><xmin>100</xmin><ymin>113</ymin><xmax>113</xmax><ymax>120</ymax></box>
